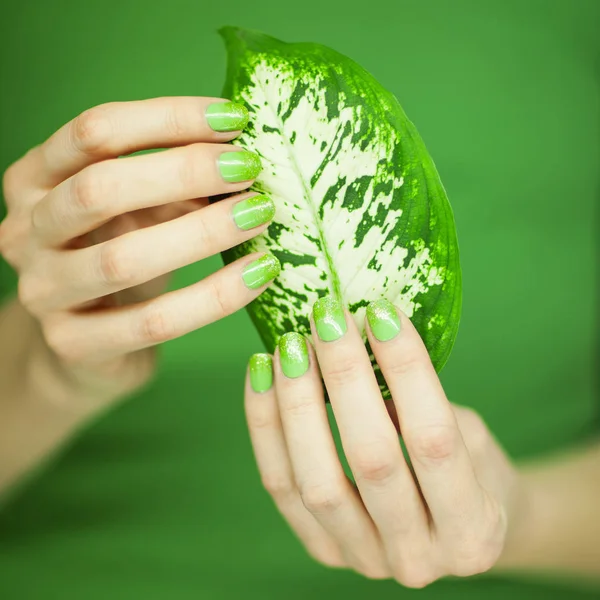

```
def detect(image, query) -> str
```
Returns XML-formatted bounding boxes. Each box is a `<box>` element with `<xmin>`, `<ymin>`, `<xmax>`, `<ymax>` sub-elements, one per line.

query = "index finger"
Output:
<box><xmin>22</xmin><ymin>97</ymin><xmax>249</xmax><ymax>189</ymax></box>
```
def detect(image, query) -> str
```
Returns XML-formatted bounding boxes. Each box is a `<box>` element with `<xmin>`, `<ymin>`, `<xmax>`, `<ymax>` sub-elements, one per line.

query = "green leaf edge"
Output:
<box><xmin>218</xmin><ymin>26</ymin><xmax>462</xmax><ymax>374</ymax></box>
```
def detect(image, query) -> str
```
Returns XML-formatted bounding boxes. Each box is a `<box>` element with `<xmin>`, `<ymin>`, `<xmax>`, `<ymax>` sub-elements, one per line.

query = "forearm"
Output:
<box><xmin>0</xmin><ymin>297</ymin><xmax>120</xmax><ymax>497</ymax></box>
<box><xmin>498</xmin><ymin>441</ymin><xmax>600</xmax><ymax>579</ymax></box>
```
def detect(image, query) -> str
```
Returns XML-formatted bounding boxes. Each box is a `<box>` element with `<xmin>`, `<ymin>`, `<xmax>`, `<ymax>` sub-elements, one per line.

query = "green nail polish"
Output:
<box><xmin>232</xmin><ymin>195</ymin><xmax>275</xmax><ymax>230</ymax></box>
<box><xmin>249</xmin><ymin>353</ymin><xmax>273</xmax><ymax>393</ymax></box>
<box><xmin>279</xmin><ymin>332</ymin><xmax>309</xmax><ymax>378</ymax></box>
<box><xmin>218</xmin><ymin>150</ymin><xmax>262</xmax><ymax>183</ymax></box>
<box><xmin>205</xmin><ymin>101</ymin><xmax>249</xmax><ymax>132</ymax></box>
<box><xmin>366</xmin><ymin>298</ymin><xmax>401</xmax><ymax>342</ymax></box>
<box><xmin>313</xmin><ymin>296</ymin><xmax>347</xmax><ymax>342</ymax></box>
<box><xmin>242</xmin><ymin>254</ymin><xmax>281</xmax><ymax>289</ymax></box>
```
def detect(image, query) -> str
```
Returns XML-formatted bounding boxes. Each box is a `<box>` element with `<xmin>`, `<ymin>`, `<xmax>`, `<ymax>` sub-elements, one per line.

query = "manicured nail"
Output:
<box><xmin>242</xmin><ymin>253</ymin><xmax>281</xmax><ymax>289</ymax></box>
<box><xmin>218</xmin><ymin>150</ymin><xmax>262</xmax><ymax>183</ymax></box>
<box><xmin>279</xmin><ymin>332</ymin><xmax>309</xmax><ymax>378</ymax></box>
<box><xmin>313</xmin><ymin>296</ymin><xmax>347</xmax><ymax>342</ymax></box>
<box><xmin>366</xmin><ymin>298</ymin><xmax>401</xmax><ymax>342</ymax></box>
<box><xmin>206</xmin><ymin>101</ymin><xmax>249</xmax><ymax>132</ymax></box>
<box><xmin>232</xmin><ymin>194</ymin><xmax>275</xmax><ymax>231</ymax></box>
<box><xmin>249</xmin><ymin>353</ymin><xmax>273</xmax><ymax>393</ymax></box>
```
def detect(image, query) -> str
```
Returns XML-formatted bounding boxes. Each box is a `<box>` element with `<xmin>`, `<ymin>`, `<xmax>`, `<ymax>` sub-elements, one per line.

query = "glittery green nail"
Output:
<box><xmin>218</xmin><ymin>150</ymin><xmax>262</xmax><ymax>183</ymax></box>
<box><xmin>279</xmin><ymin>332</ymin><xmax>309</xmax><ymax>378</ymax></box>
<box><xmin>232</xmin><ymin>195</ymin><xmax>275</xmax><ymax>230</ymax></box>
<box><xmin>313</xmin><ymin>296</ymin><xmax>347</xmax><ymax>342</ymax></box>
<box><xmin>248</xmin><ymin>353</ymin><xmax>273</xmax><ymax>393</ymax></box>
<box><xmin>205</xmin><ymin>102</ymin><xmax>249</xmax><ymax>132</ymax></box>
<box><xmin>366</xmin><ymin>299</ymin><xmax>401</xmax><ymax>342</ymax></box>
<box><xmin>242</xmin><ymin>254</ymin><xmax>281</xmax><ymax>289</ymax></box>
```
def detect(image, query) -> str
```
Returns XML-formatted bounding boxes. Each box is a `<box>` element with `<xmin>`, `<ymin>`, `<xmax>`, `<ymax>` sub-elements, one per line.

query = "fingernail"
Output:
<box><xmin>279</xmin><ymin>332</ymin><xmax>309</xmax><ymax>378</ymax></box>
<box><xmin>249</xmin><ymin>353</ymin><xmax>273</xmax><ymax>393</ymax></box>
<box><xmin>206</xmin><ymin>101</ymin><xmax>249</xmax><ymax>132</ymax></box>
<box><xmin>242</xmin><ymin>253</ymin><xmax>281</xmax><ymax>289</ymax></box>
<box><xmin>366</xmin><ymin>298</ymin><xmax>401</xmax><ymax>342</ymax></box>
<box><xmin>313</xmin><ymin>296</ymin><xmax>347</xmax><ymax>342</ymax></box>
<box><xmin>232</xmin><ymin>194</ymin><xmax>275</xmax><ymax>230</ymax></box>
<box><xmin>218</xmin><ymin>150</ymin><xmax>262</xmax><ymax>183</ymax></box>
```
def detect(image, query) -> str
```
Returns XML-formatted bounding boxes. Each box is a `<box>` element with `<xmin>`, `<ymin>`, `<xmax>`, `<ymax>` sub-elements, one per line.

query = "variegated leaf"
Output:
<box><xmin>220</xmin><ymin>27</ymin><xmax>461</xmax><ymax>392</ymax></box>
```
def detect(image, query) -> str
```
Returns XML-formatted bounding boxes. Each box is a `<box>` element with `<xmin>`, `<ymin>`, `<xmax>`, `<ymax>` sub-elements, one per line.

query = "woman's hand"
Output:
<box><xmin>0</xmin><ymin>97</ymin><xmax>279</xmax><ymax>401</ymax></box>
<box><xmin>244</xmin><ymin>297</ymin><xmax>521</xmax><ymax>588</ymax></box>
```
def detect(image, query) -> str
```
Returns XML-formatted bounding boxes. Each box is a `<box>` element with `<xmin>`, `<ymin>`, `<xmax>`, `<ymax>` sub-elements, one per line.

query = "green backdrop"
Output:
<box><xmin>0</xmin><ymin>1</ymin><xmax>598</xmax><ymax>598</ymax></box>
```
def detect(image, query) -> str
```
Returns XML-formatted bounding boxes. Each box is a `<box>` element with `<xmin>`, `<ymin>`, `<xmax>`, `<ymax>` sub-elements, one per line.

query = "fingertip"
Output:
<box><xmin>205</xmin><ymin>100</ymin><xmax>249</xmax><ymax>134</ymax></box>
<box><xmin>241</xmin><ymin>252</ymin><xmax>281</xmax><ymax>291</ymax></box>
<box><xmin>248</xmin><ymin>352</ymin><xmax>274</xmax><ymax>394</ymax></box>
<box><xmin>365</xmin><ymin>298</ymin><xmax>402</xmax><ymax>343</ymax></box>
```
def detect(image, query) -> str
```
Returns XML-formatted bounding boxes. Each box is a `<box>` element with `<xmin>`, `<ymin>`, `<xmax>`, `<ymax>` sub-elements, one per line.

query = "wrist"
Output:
<box><xmin>495</xmin><ymin>467</ymin><xmax>543</xmax><ymax>571</ymax></box>
<box><xmin>495</xmin><ymin>445</ymin><xmax>600</xmax><ymax>578</ymax></box>
<box><xmin>0</xmin><ymin>297</ymin><xmax>152</xmax><ymax>495</ymax></box>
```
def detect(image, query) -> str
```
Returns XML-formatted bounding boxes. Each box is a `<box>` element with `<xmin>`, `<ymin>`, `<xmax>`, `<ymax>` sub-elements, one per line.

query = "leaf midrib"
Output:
<box><xmin>257</xmin><ymin>78</ymin><xmax>343</xmax><ymax>304</ymax></box>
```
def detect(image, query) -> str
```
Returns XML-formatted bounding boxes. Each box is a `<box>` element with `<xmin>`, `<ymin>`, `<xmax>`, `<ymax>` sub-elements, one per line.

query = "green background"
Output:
<box><xmin>0</xmin><ymin>0</ymin><xmax>598</xmax><ymax>598</ymax></box>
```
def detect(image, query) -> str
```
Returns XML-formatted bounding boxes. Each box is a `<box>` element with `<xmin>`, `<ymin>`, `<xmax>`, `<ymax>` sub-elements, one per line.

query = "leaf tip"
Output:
<box><xmin>217</xmin><ymin>26</ymin><xmax>285</xmax><ymax>53</ymax></box>
<box><xmin>217</xmin><ymin>25</ymin><xmax>240</xmax><ymax>42</ymax></box>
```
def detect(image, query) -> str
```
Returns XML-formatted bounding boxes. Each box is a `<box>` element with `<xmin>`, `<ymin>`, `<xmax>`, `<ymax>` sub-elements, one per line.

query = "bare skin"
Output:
<box><xmin>1</xmin><ymin>99</ymin><xmax>599</xmax><ymax>587</ymax></box>
<box><xmin>0</xmin><ymin>97</ymin><xmax>276</xmax><ymax>492</ymax></box>
<box><xmin>245</xmin><ymin>304</ymin><xmax>600</xmax><ymax>587</ymax></box>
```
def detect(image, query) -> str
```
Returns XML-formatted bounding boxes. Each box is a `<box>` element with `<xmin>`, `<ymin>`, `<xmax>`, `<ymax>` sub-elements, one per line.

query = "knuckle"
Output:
<box><xmin>355</xmin><ymin>565</ymin><xmax>389</xmax><ymax>580</ymax></box>
<box><xmin>0</xmin><ymin>214</ymin><xmax>28</xmax><ymax>251</ymax></box>
<box><xmin>299</xmin><ymin>480</ymin><xmax>345</xmax><ymax>515</ymax></box>
<box><xmin>165</xmin><ymin>104</ymin><xmax>194</xmax><ymax>139</ymax></box>
<box><xmin>261</xmin><ymin>473</ymin><xmax>295</xmax><ymax>500</ymax></box>
<box><xmin>451</xmin><ymin>540</ymin><xmax>499</xmax><ymax>576</ymax></box>
<box><xmin>72</xmin><ymin>106</ymin><xmax>114</xmax><ymax>155</ymax></box>
<box><xmin>98</xmin><ymin>241</ymin><xmax>137</xmax><ymax>287</ymax></box>
<box><xmin>245</xmin><ymin>402</ymin><xmax>276</xmax><ymax>431</ymax></box>
<box><xmin>0</xmin><ymin>224</ymin><xmax>6</xmax><ymax>257</ymax></box>
<box><xmin>140</xmin><ymin>308</ymin><xmax>177</xmax><ymax>344</ymax></box>
<box><xmin>42</xmin><ymin>320</ymin><xmax>81</xmax><ymax>365</ymax></box>
<box><xmin>406</xmin><ymin>424</ymin><xmax>457</xmax><ymax>465</ymax></box>
<box><xmin>324</xmin><ymin>357</ymin><xmax>364</xmax><ymax>387</ymax></box>
<box><xmin>451</xmin><ymin>513</ymin><xmax>505</xmax><ymax>575</ymax></box>
<box><xmin>193</xmin><ymin>212</ymin><xmax>217</xmax><ymax>257</ymax></box>
<box><xmin>282</xmin><ymin>393</ymin><xmax>318</xmax><ymax>419</ymax></box>
<box><xmin>386</xmin><ymin>353</ymin><xmax>430</xmax><ymax>380</ymax></box>
<box><xmin>207</xmin><ymin>278</ymin><xmax>234</xmax><ymax>320</ymax></box>
<box><xmin>393</xmin><ymin>569</ymin><xmax>435</xmax><ymax>589</ymax></box>
<box><xmin>352</xmin><ymin>440</ymin><xmax>398</xmax><ymax>484</ymax></box>
<box><xmin>0</xmin><ymin>218</ymin><xmax>14</xmax><ymax>261</ymax></box>
<box><xmin>2</xmin><ymin>161</ymin><xmax>23</xmax><ymax>198</ymax></box>
<box><xmin>390</xmin><ymin>544</ymin><xmax>438</xmax><ymax>587</ymax></box>
<box><xmin>71</xmin><ymin>167</ymin><xmax>109</xmax><ymax>213</ymax></box>
<box><xmin>178</xmin><ymin>146</ymin><xmax>204</xmax><ymax>192</ymax></box>
<box><xmin>0</xmin><ymin>240</ymin><xmax>21</xmax><ymax>268</ymax></box>
<box><xmin>17</xmin><ymin>273</ymin><xmax>42</xmax><ymax>312</ymax></box>
<box><xmin>309</xmin><ymin>551</ymin><xmax>344</xmax><ymax>569</ymax></box>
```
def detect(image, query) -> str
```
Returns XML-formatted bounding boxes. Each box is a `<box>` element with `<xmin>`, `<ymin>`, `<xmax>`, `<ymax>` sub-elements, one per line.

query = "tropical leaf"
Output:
<box><xmin>220</xmin><ymin>27</ymin><xmax>461</xmax><ymax>394</ymax></box>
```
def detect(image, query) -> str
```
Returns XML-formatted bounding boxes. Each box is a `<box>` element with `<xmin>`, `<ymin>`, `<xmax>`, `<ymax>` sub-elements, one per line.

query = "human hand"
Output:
<box><xmin>244</xmin><ymin>297</ymin><xmax>521</xmax><ymax>587</ymax></box>
<box><xmin>0</xmin><ymin>97</ymin><xmax>279</xmax><ymax>400</ymax></box>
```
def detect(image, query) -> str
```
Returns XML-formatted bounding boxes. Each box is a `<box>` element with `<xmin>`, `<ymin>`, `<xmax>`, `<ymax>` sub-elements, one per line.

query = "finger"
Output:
<box><xmin>365</xmin><ymin>299</ymin><xmax>484</xmax><ymax>528</ymax></box>
<box><xmin>309</xmin><ymin>297</ymin><xmax>430</xmax><ymax>579</ymax></box>
<box><xmin>33</xmin><ymin>192</ymin><xmax>275</xmax><ymax>312</ymax></box>
<box><xmin>22</xmin><ymin>97</ymin><xmax>249</xmax><ymax>189</ymax></box>
<box><xmin>274</xmin><ymin>333</ymin><xmax>390</xmax><ymax>579</ymax></box>
<box><xmin>245</xmin><ymin>356</ymin><xmax>345</xmax><ymax>569</ymax></box>
<box><xmin>32</xmin><ymin>143</ymin><xmax>262</xmax><ymax>246</ymax></box>
<box><xmin>40</xmin><ymin>253</ymin><xmax>281</xmax><ymax>365</ymax></box>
